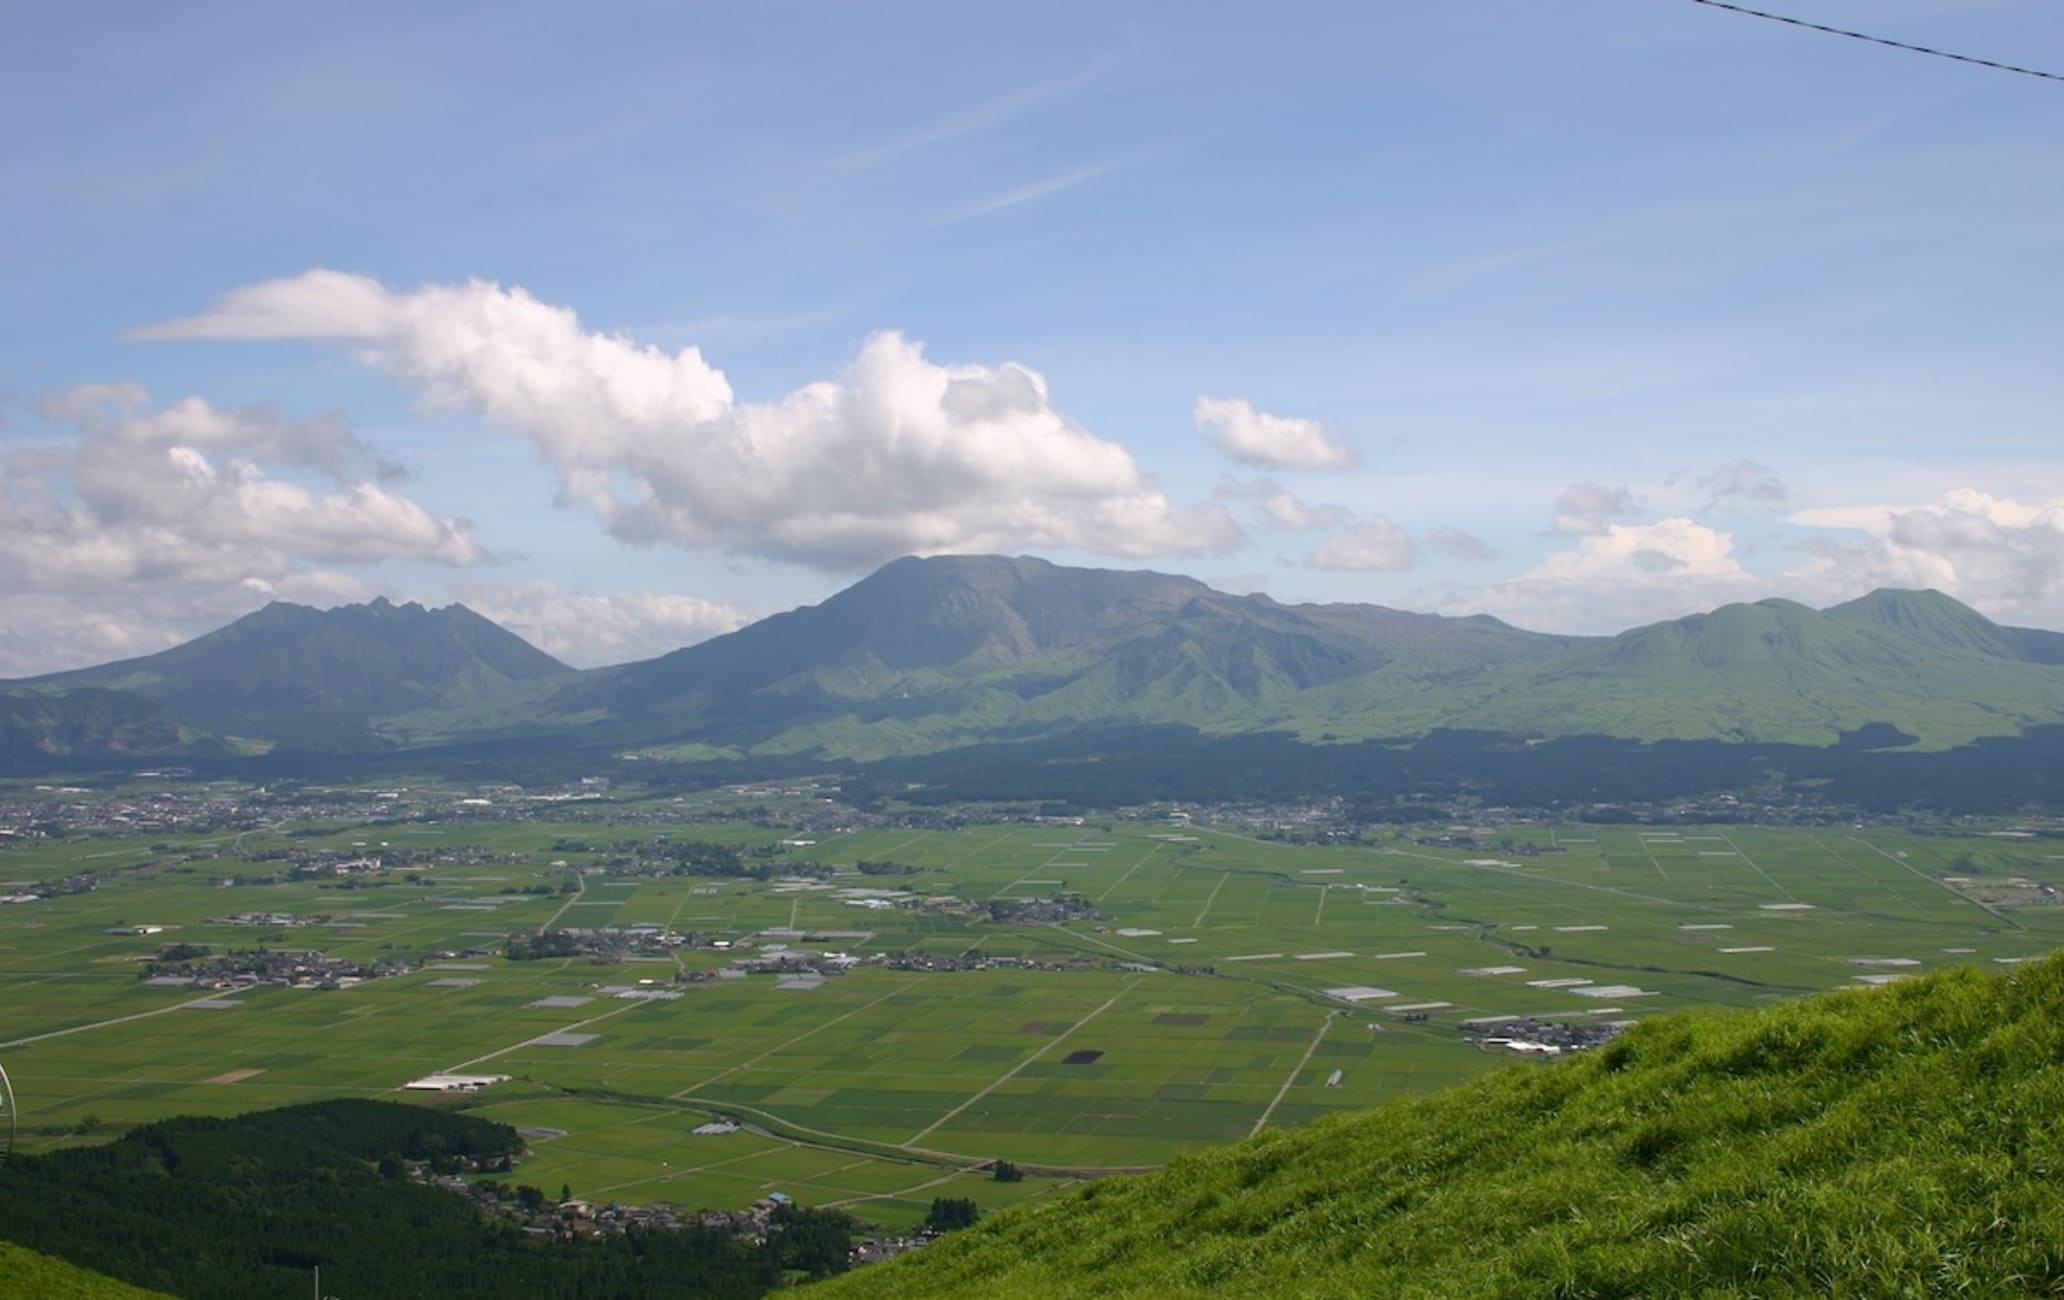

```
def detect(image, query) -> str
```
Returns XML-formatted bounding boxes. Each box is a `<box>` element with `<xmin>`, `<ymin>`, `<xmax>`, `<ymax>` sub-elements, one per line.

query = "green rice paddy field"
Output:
<box><xmin>6</xmin><ymin>811</ymin><xmax>2064</xmax><ymax>1227</ymax></box>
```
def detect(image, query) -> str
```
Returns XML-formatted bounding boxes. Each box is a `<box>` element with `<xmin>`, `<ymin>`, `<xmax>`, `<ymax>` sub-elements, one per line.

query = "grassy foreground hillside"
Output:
<box><xmin>811</xmin><ymin>954</ymin><xmax>2064</xmax><ymax>1299</ymax></box>
<box><xmin>0</xmin><ymin>1244</ymin><xmax>175</xmax><ymax>1300</ymax></box>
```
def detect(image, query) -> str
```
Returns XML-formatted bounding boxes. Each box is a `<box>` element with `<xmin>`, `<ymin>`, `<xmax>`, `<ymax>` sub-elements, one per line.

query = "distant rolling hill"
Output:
<box><xmin>8</xmin><ymin>556</ymin><xmax>2064</xmax><ymax>766</ymax></box>
<box><xmin>1441</xmin><ymin>588</ymin><xmax>2064</xmax><ymax>747</ymax></box>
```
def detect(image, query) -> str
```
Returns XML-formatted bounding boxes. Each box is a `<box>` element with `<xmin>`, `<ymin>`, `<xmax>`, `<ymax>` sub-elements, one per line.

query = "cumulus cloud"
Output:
<box><xmin>1550</xmin><ymin>481</ymin><xmax>1641</xmax><ymax>536</ymax></box>
<box><xmin>452</xmin><ymin>581</ymin><xmax>756</xmax><ymax>668</ymax></box>
<box><xmin>1305</xmin><ymin>517</ymin><xmax>1415</xmax><ymax>572</ymax></box>
<box><xmin>1791</xmin><ymin>489</ymin><xmax>2064</xmax><ymax>626</ymax></box>
<box><xmin>1217</xmin><ymin>476</ymin><xmax>1349</xmax><ymax>532</ymax></box>
<box><xmin>1475</xmin><ymin>517</ymin><xmax>1760</xmax><ymax>632</ymax></box>
<box><xmin>1192</xmin><ymin>395</ymin><xmax>1357</xmax><ymax>471</ymax></box>
<box><xmin>141</xmin><ymin>271</ymin><xmax>1243</xmax><ymax>569</ymax></box>
<box><xmin>40</xmin><ymin>382</ymin><xmax>403</xmax><ymax>483</ymax></box>
<box><xmin>0</xmin><ymin>385</ymin><xmax>481</xmax><ymax>675</ymax></box>
<box><xmin>1425</xmin><ymin>526</ymin><xmax>1494</xmax><ymax>561</ymax></box>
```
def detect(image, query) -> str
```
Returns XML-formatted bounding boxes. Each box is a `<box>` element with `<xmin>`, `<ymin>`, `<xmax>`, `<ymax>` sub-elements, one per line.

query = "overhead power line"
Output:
<box><xmin>1687</xmin><ymin>0</ymin><xmax>2064</xmax><ymax>85</ymax></box>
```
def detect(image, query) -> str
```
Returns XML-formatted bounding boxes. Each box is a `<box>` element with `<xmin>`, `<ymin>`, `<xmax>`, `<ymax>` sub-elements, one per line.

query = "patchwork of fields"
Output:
<box><xmin>6</xmin><ymin>809</ymin><xmax>2064</xmax><ymax>1226</ymax></box>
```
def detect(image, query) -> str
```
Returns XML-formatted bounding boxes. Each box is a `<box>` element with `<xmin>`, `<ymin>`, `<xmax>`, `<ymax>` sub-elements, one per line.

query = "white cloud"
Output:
<box><xmin>1305</xmin><ymin>518</ymin><xmax>1415</xmax><ymax>572</ymax></box>
<box><xmin>1476</xmin><ymin>517</ymin><xmax>1760</xmax><ymax>632</ymax></box>
<box><xmin>452</xmin><ymin>581</ymin><xmax>756</xmax><ymax>668</ymax></box>
<box><xmin>0</xmin><ymin>385</ymin><xmax>482</xmax><ymax>675</ymax></box>
<box><xmin>1217</xmin><ymin>476</ymin><xmax>1349</xmax><ymax>532</ymax></box>
<box><xmin>1698</xmin><ymin>459</ymin><xmax>1788</xmax><ymax>511</ymax></box>
<box><xmin>1193</xmin><ymin>395</ymin><xmax>1357</xmax><ymax>471</ymax></box>
<box><xmin>1790</xmin><ymin>489</ymin><xmax>2064</xmax><ymax>627</ymax></box>
<box><xmin>1426</xmin><ymin>526</ymin><xmax>1494</xmax><ymax>561</ymax></box>
<box><xmin>1549</xmin><ymin>481</ymin><xmax>1641</xmax><ymax>536</ymax></box>
<box><xmin>141</xmin><ymin>271</ymin><xmax>1243</xmax><ymax>570</ymax></box>
<box><xmin>947</xmin><ymin>158</ymin><xmax>1125</xmax><ymax>222</ymax></box>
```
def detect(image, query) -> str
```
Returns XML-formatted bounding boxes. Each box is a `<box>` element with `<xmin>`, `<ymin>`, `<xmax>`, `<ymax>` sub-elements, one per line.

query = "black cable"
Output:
<box><xmin>1687</xmin><ymin>0</ymin><xmax>2064</xmax><ymax>85</ymax></box>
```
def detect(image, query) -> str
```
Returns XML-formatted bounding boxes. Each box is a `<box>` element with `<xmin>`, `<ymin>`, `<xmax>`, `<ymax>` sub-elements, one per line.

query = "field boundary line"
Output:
<box><xmin>1381</xmin><ymin>846</ymin><xmax>1705</xmax><ymax>910</ymax></box>
<box><xmin>900</xmin><ymin>977</ymin><xmax>1138</xmax><ymax>1148</ymax></box>
<box><xmin>0</xmin><ymin>990</ymin><xmax>259</xmax><ymax>1051</ymax></box>
<box><xmin>540</xmin><ymin>870</ymin><xmax>589</xmax><ymax>931</ymax></box>
<box><xmin>1720</xmin><ymin>832</ymin><xmax>1796</xmax><ymax>902</ymax></box>
<box><xmin>1846</xmin><ymin>836</ymin><xmax>2020</xmax><ymax>929</ymax></box>
<box><xmin>670</xmin><ymin>981</ymin><xmax>919</xmax><ymax>1099</ymax></box>
<box><xmin>443</xmin><ymin>999</ymin><xmax>652</xmax><ymax>1072</ymax></box>
<box><xmin>1191</xmin><ymin>871</ymin><xmax>1231</xmax><ymax>928</ymax></box>
<box><xmin>1094</xmin><ymin>842</ymin><xmax>1163</xmax><ymax>903</ymax></box>
<box><xmin>1251</xmin><ymin>1011</ymin><xmax>1337</xmax><ymax>1136</ymax></box>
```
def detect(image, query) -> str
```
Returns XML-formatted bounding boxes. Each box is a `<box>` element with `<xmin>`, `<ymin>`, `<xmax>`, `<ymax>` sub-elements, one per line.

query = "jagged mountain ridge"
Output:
<box><xmin>6</xmin><ymin>556</ymin><xmax>2064</xmax><ymax>761</ymax></box>
<box><xmin>537</xmin><ymin>556</ymin><xmax>1576</xmax><ymax>751</ymax></box>
<box><xmin>2</xmin><ymin>597</ymin><xmax>571</xmax><ymax>745</ymax></box>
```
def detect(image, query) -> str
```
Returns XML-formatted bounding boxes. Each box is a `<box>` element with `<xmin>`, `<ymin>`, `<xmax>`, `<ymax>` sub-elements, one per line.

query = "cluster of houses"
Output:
<box><xmin>1462</xmin><ymin>1016</ymin><xmax>1627</xmax><ymax>1055</ymax></box>
<box><xmin>425</xmin><ymin>1170</ymin><xmax>937</xmax><ymax>1265</ymax></box>
<box><xmin>139</xmin><ymin>944</ymin><xmax>419</xmax><ymax>990</ymax></box>
<box><xmin>0</xmin><ymin>869</ymin><xmax>98</xmax><ymax>904</ymax></box>
<box><xmin>870</xmin><ymin>950</ymin><xmax>1094</xmax><ymax>974</ymax></box>
<box><xmin>984</xmin><ymin>895</ymin><xmax>1098</xmax><ymax>924</ymax></box>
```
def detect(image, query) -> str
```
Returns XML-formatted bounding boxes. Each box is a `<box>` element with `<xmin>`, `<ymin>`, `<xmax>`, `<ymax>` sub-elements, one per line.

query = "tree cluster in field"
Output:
<box><xmin>503</xmin><ymin>930</ymin><xmax>587</xmax><ymax>961</ymax></box>
<box><xmin>854</xmin><ymin>859</ymin><xmax>918</xmax><ymax>875</ymax></box>
<box><xmin>0</xmin><ymin>1099</ymin><xmax>855</xmax><ymax>1300</ymax></box>
<box><xmin>923</xmin><ymin>1198</ymin><xmax>980</xmax><ymax>1232</ymax></box>
<box><xmin>664</xmin><ymin>839</ymin><xmax>748</xmax><ymax>874</ymax></box>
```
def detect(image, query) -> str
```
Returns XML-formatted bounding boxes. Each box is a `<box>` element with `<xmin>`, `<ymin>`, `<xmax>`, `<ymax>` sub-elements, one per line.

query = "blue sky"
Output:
<box><xmin>4</xmin><ymin>0</ymin><xmax>2062</xmax><ymax>671</ymax></box>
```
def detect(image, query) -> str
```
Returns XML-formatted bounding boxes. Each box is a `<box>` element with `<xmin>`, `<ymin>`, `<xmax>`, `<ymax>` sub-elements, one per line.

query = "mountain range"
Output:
<box><xmin>6</xmin><ymin>554</ymin><xmax>2064</xmax><ymax>767</ymax></box>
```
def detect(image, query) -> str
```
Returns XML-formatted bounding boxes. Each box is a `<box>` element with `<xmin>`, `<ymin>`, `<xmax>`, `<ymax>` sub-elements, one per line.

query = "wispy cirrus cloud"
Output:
<box><xmin>944</xmin><ymin>157</ymin><xmax>1129</xmax><ymax>222</ymax></box>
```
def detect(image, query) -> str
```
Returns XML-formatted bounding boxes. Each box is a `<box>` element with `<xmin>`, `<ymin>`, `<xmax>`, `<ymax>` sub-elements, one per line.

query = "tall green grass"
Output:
<box><xmin>811</xmin><ymin>953</ymin><xmax>2064</xmax><ymax>1298</ymax></box>
<box><xmin>0</xmin><ymin>1244</ymin><xmax>175</xmax><ymax>1300</ymax></box>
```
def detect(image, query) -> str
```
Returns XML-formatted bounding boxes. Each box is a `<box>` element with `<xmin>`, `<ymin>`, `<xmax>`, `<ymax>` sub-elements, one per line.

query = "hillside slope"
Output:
<box><xmin>811</xmin><ymin>954</ymin><xmax>2064</xmax><ymax>1299</ymax></box>
<box><xmin>1444</xmin><ymin>588</ymin><xmax>2064</xmax><ymax>747</ymax></box>
<box><xmin>528</xmin><ymin>554</ymin><xmax>1569</xmax><ymax>755</ymax></box>
<box><xmin>0</xmin><ymin>688</ymin><xmax>190</xmax><ymax>762</ymax></box>
<box><xmin>0</xmin><ymin>1244</ymin><xmax>177</xmax><ymax>1300</ymax></box>
<box><xmin>515</xmin><ymin>563</ymin><xmax>2064</xmax><ymax>755</ymax></box>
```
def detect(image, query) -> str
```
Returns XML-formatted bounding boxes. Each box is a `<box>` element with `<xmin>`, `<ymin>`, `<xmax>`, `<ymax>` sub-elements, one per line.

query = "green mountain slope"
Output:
<box><xmin>10</xmin><ymin>559</ymin><xmax>2064</xmax><ymax>762</ymax></box>
<box><xmin>535</xmin><ymin>570</ymin><xmax>2064</xmax><ymax>755</ymax></box>
<box><xmin>5</xmin><ymin>597</ymin><xmax>570</xmax><ymax>745</ymax></box>
<box><xmin>1440</xmin><ymin>588</ymin><xmax>2064</xmax><ymax>747</ymax></box>
<box><xmin>0</xmin><ymin>688</ymin><xmax>191</xmax><ymax>762</ymax></box>
<box><xmin>0</xmin><ymin>1244</ymin><xmax>177</xmax><ymax>1300</ymax></box>
<box><xmin>510</xmin><ymin>555</ymin><xmax>1576</xmax><ymax>756</ymax></box>
<box><xmin>810</xmin><ymin>954</ymin><xmax>2064</xmax><ymax>1299</ymax></box>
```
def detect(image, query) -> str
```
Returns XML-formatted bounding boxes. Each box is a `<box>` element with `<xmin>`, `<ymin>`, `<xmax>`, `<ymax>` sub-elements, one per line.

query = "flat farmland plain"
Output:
<box><xmin>5</xmin><ymin>810</ymin><xmax>2063</xmax><ymax>1224</ymax></box>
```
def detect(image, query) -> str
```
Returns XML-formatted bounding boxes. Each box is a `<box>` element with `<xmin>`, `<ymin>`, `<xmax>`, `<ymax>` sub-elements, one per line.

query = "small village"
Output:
<box><xmin>421</xmin><ymin>1162</ymin><xmax>940</xmax><ymax>1268</ymax></box>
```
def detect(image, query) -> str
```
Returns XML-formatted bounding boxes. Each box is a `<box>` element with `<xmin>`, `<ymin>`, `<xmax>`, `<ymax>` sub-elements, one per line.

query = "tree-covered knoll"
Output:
<box><xmin>0</xmin><ymin>1099</ymin><xmax>849</xmax><ymax>1300</ymax></box>
<box><xmin>808</xmin><ymin>952</ymin><xmax>2064</xmax><ymax>1298</ymax></box>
